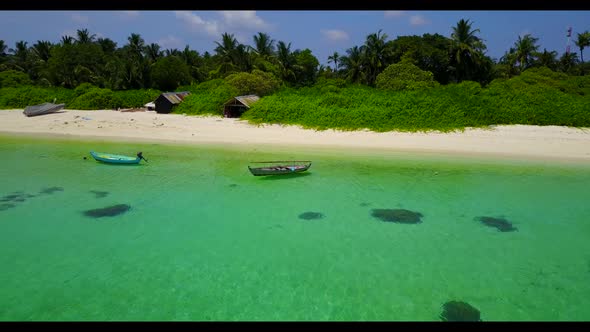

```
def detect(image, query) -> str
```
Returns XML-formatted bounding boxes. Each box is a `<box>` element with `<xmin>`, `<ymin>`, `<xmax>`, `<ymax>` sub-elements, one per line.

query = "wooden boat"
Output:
<box><xmin>23</xmin><ymin>102</ymin><xmax>65</xmax><ymax>117</ymax></box>
<box><xmin>90</xmin><ymin>151</ymin><xmax>148</xmax><ymax>165</ymax></box>
<box><xmin>248</xmin><ymin>160</ymin><xmax>312</xmax><ymax>176</ymax></box>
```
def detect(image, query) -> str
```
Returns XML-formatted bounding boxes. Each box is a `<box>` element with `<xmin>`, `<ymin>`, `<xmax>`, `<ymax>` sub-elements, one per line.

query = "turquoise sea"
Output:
<box><xmin>1</xmin><ymin>134</ymin><xmax>590</xmax><ymax>321</ymax></box>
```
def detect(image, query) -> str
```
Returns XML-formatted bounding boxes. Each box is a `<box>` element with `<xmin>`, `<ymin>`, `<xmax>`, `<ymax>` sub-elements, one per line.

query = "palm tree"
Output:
<box><xmin>127</xmin><ymin>33</ymin><xmax>145</xmax><ymax>58</ymax></box>
<box><xmin>575</xmin><ymin>31</ymin><xmax>590</xmax><ymax>73</ymax></box>
<box><xmin>9</xmin><ymin>40</ymin><xmax>29</xmax><ymax>71</ymax></box>
<box><xmin>214</xmin><ymin>33</ymin><xmax>238</xmax><ymax>63</ymax></box>
<box><xmin>97</xmin><ymin>38</ymin><xmax>117</xmax><ymax>54</ymax></box>
<box><xmin>0</xmin><ymin>40</ymin><xmax>7</xmax><ymax>56</ymax></box>
<box><xmin>214</xmin><ymin>32</ymin><xmax>241</xmax><ymax>74</ymax></box>
<box><xmin>513</xmin><ymin>34</ymin><xmax>539</xmax><ymax>72</ymax></box>
<box><xmin>0</xmin><ymin>40</ymin><xmax>7</xmax><ymax>67</ymax></box>
<box><xmin>361</xmin><ymin>30</ymin><xmax>393</xmax><ymax>86</ymax></box>
<box><xmin>124</xmin><ymin>33</ymin><xmax>147</xmax><ymax>88</ymax></box>
<box><xmin>233</xmin><ymin>44</ymin><xmax>252</xmax><ymax>72</ymax></box>
<box><xmin>253</xmin><ymin>32</ymin><xmax>275</xmax><ymax>58</ymax></box>
<box><xmin>450</xmin><ymin>19</ymin><xmax>486</xmax><ymax>81</ymax></box>
<box><xmin>145</xmin><ymin>43</ymin><xmax>162</xmax><ymax>63</ymax></box>
<box><xmin>32</xmin><ymin>40</ymin><xmax>52</xmax><ymax>62</ymax></box>
<box><xmin>165</xmin><ymin>48</ymin><xmax>181</xmax><ymax>57</ymax></box>
<box><xmin>276</xmin><ymin>40</ymin><xmax>296</xmax><ymax>82</ymax></box>
<box><xmin>328</xmin><ymin>51</ymin><xmax>340</xmax><ymax>71</ymax></box>
<box><xmin>340</xmin><ymin>46</ymin><xmax>365</xmax><ymax>84</ymax></box>
<box><xmin>60</xmin><ymin>35</ymin><xmax>74</xmax><ymax>45</ymax></box>
<box><xmin>76</xmin><ymin>28</ymin><xmax>96</xmax><ymax>44</ymax></box>
<box><xmin>559</xmin><ymin>52</ymin><xmax>579</xmax><ymax>74</ymax></box>
<box><xmin>536</xmin><ymin>48</ymin><xmax>558</xmax><ymax>70</ymax></box>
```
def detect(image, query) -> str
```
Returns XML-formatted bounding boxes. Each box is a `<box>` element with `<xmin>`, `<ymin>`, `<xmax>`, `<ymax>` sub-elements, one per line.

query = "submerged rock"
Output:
<box><xmin>39</xmin><ymin>187</ymin><xmax>64</xmax><ymax>195</ymax></box>
<box><xmin>440</xmin><ymin>300</ymin><xmax>482</xmax><ymax>321</ymax></box>
<box><xmin>0</xmin><ymin>203</ymin><xmax>16</xmax><ymax>211</ymax></box>
<box><xmin>371</xmin><ymin>209</ymin><xmax>423</xmax><ymax>224</ymax></box>
<box><xmin>298</xmin><ymin>212</ymin><xmax>324</xmax><ymax>220</ymax></box>
<box><xmin>1</xmin><ymin>192</ymin><xmax>29</xmax><ymax>202</ymax></box>
<box><xmin>476</xmin><ymin>216</ymin><xmax>517</xmax><ymax>232</ymax></box>
<box><xmin>83</xmin><ymin>204</ymin><xmax>131</xmax><ymax>218</ymax></box>
<box><xmin>89</xmin><ymin>190</ymin><xmax>109</xmax><ymax>199</ymax></box>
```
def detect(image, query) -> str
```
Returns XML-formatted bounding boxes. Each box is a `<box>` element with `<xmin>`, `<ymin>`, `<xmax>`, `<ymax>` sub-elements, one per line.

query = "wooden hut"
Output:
<box><xmin>223</xmin><ymin>95</ymin><xmax>260</xmax><ymax>118</ymax></box>
<box><xmin>154</xmin><ymin>91</ymin><xmax>190</xmax><ymax>114</ymax></box>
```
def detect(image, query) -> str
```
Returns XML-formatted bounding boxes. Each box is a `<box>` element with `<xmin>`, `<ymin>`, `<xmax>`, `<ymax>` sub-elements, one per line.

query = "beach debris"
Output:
<box><xmin>475</xmin><ymin>216</ymin><xmax>517</xmax><ymax>232</ymax></box>
<box><xmin>440</xmin><ymin>301</ymin><xmax>482</xmax><ymax>321</ymax></box>
<box><xmin>83</xmin><ymin>204</ymin><xmax>131</xmax><ymax>218</ymax></box>
<box><xmin>298</xmin><ymin>211</ymin><xmax>325</xmax><ymax>220</ymax></box>
<box><xmin>0</xmin><ymin>203</ymin><xmax>16</xmax><ymax>211</ymax></box>
<box><xmin>371</xmin><ymin>208</ymin><xmax>423</xmax><ymax>224</ymax></box>
<box><xmin>120</xmin><ymin>108</ymin><xmax>144</xmax><ymax>113</ymax></box>
<box><xmin>39</xmin><ymin>187</ymin><xmax>64</xmax><ymax>195</ymax></box>
<box><xmin>89</xmin><ymin>190</ymin><xmax>109</xmax><ymax>199</ymax></box>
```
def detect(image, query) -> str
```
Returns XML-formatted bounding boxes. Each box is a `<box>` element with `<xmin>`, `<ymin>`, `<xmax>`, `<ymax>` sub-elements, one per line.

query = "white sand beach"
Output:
<box><xmin>1</xmin><ymin>109</ymin><xmax>590</xmax><ymax>162</ymax></box>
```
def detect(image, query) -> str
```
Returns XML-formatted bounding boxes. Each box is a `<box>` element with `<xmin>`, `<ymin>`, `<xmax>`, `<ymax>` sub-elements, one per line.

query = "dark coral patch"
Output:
<box><xmin>39</xmin><ymin>187</ymin><xmax>64</xmax><ymax>195</ymax></box>
<box><xmin>359</xmin><ymin>202</ymin><xmax>371</xmax><ymax>207</ymax></box>
<box><xmin>440</xmin><ymin>301</ymin><xmax>482</xmax><ymax>322</ymax></box>
<box><xmin>228</xmin><ymin>184</ymin><xmax>238</xmax><ymax>188</ymax></box>
<box><xmin>298</xmin><ymin>212</ymin><xmax>324</xmax><ymax>220</ymax></box>
<box><xmin>371</xmin><ymin>209</ymin><xmax>423</xmax><ymax>224</ymax></box>
<box><xmin>476</xmin><ymin>216</ymin><xmax>517</xmax><ymax>232</ymax></box>
<box><xmin>89</xmin><ymin>190</ymin><xmax>109</xmax><ymax>198</ymax></box>
<box><xmin>83</xmin><ymin>204</ymin><xmax>131</xmax><ymax>218</ymax></box>
<box><xmin>0</xmin><ymin>203</ymin><xmax>16</xmax><ymax>211</ymax></box>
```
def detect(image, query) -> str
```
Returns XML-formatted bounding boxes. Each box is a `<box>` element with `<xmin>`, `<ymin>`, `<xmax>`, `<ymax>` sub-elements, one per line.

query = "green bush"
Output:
<box><xmin>242</xmin><ymin>69</ymin><xmax>590</xmax><ymax>132</ymax></box>
<box><xmin>113</xmin><ymin>89</ymin><xmax>161</xmax><ymax>108</ymax></box>
<box><xmin>151</xmin><ymin>56</ymin><xmax>192</xmax><ymax>91</ymax></box>
<box><xmin>68</xmin><ymin>87</ymin><xmax>123</xmax><ymax>109</ymax></box>
<box><xmin>0</xmin><ymin>86</ymin><xmax>76</xmax><ymax>108</ymax></box>
<box><xmin>0</xmin><ymin>70</ymin><xmax>33</xmax><ymax>88</ymax></box>
<box><xmin>224</xmin><ymin>70</ymin><xmax>282</xmax><ymax>96</ymax></box>
<box><xmin>376</xmin><ymin>62</ymin><xmax>439</xmax><ymax>91</ymax></box>
<box><xmin>174</xmin><ymin>79</ymin><xmax>238</xmax><ymax>115</ymax></box>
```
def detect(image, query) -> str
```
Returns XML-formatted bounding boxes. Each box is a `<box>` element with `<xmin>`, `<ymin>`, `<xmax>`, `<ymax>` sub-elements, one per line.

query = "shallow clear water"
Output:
<box><xmin>1</xmin><ymin>134</ymin><xmax>590</xmax><ymax>321</ymax></box>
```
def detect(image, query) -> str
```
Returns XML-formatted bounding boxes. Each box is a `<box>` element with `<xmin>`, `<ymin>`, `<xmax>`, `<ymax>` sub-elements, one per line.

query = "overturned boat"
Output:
<box><xmin>23</xmin><ymin>102</ymin><xmax>65</xmax><ymax>117</ymax></box>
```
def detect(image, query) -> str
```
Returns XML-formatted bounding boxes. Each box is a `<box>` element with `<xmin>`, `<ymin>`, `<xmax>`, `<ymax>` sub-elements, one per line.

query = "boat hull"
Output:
<box><xmin>23</xmin><ymin>103</ymin><xmax>65</xmax><ymax>117</ymax></box>
<box><xmin>248</xmin><ymin>163</ymin><xmax>311</xmax><ymax>176</ymax></box>
<box><xmin>90</xmin><ymin>151</ymin><xmax>141</xmax><ymax>164</ymax></box>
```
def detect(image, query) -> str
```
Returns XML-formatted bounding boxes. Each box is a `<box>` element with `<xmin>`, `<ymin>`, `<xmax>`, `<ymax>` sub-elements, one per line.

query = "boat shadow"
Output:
<box><xmin>256</xmin><ymin>172</ymin><xmax>312</xmax><ymax>180</ymax></box>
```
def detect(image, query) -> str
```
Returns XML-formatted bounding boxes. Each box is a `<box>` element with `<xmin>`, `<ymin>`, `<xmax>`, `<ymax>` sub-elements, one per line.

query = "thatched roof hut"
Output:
<box><xmin>155</xmin><ymin>91</ymin><xmax>190</xmax><ymax>114</ymax></box>
<box><xmin>223</xmin><ymin>95</ymin><xmax>260</xmax><ymax>118</ymax></box>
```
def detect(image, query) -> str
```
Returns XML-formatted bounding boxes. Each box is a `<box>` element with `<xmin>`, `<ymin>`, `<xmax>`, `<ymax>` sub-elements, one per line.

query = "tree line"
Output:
<box><xmin>0</xmin><ymin>19</ymin><xmax>589</xmax><ymax>91</ymax></box>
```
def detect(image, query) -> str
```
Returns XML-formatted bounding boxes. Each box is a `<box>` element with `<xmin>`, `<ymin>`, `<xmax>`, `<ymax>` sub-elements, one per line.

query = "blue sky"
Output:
<box><xmin>1</xmin><ymin>11</ymin><xmax>589</xmax><ymax>65</ymax></box>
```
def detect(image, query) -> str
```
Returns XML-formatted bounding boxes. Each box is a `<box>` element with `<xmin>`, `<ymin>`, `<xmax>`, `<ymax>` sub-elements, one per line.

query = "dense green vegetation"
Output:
<box><xmin>1</xmin><ymin>22</ymin><xmax>589</xmax><ymax>131</ymax></box>
<box><xmin>242</xmin><ymin>68</ymin><xmax>590</xmax><ymax>131</ymax></box>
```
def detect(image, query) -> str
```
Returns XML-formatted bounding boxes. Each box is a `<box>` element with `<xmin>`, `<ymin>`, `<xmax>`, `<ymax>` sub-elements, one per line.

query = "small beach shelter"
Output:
<box><xmin>223</xmin><ymin>95</ymin><xmax>260</xmax><ymax>118</ymax></box>
<box><xmin>154</xmin><ymin>91</ymin><xmax>190</xmax><ymax>114</ymax></box>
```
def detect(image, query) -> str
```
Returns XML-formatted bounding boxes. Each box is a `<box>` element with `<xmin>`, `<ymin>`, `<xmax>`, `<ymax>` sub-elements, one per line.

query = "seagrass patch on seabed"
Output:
<box><xmin>475</xmin><ymin>216</ymin><xmax>517</xmax><ymax>232</ymax></box>
<box><xmin>89</xmin><ymin>190</ymin><xmax>109</xmax><ymax>198</ymax></box>
<box><xmin>298</xmin><ymin>212</ymin><xmax>325</xmax><ymax>220</ymax></box>
<box><xmin>371</xmin><ymin>208</ymin><xmax>423</xmax><ymax>224</ymax></box>
<box><xmin>440</xmin><ymin>300</ymin><xmax>482</xmax><ymax>321</ymax></box>
<box><xmin>39</xmin><ymin>187</ymin><xmax>64</xmax><ymax>195</ymax></box>
<box><xmin>83</xmin><ymin>204</ymin><xmax>131</xmax><ymax>218</ymax></box>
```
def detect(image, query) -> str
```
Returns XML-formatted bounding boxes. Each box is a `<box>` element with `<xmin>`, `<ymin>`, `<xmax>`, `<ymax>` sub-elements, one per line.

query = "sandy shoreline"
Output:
<box><xmin>1</xmin><ymin>109</ymin><xmax>590</xmax><ymax>163</ymax></box>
